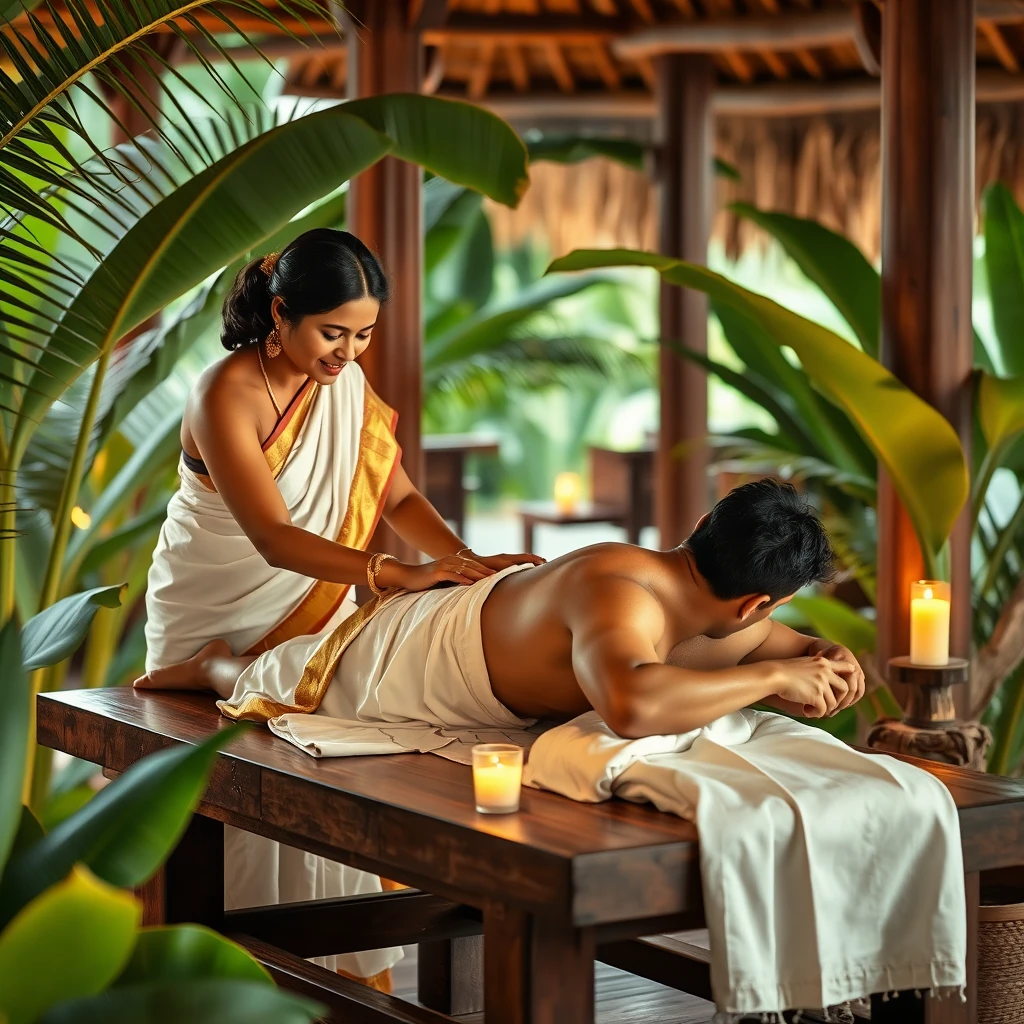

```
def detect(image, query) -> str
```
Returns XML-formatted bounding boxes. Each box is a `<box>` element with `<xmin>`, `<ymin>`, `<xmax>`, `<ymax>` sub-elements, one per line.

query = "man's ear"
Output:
<box><xmin>738</xmin><ymin>594</ymin><xmax>773</xmax><ymax>621</ymax></box>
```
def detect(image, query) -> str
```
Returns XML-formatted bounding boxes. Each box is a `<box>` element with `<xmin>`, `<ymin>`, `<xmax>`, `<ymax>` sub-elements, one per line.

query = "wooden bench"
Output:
<box><xmin>37</xmin><ymin>688</ymin><xmax>1024</xmax><ymax>1024</ymax></box>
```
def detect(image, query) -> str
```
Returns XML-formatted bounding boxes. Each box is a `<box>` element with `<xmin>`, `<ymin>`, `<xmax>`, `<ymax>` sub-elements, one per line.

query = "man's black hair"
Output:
<box><xmin>686</xmin><ymin>479</ymin><xmax>835</xmax><ymax>603</ymax></box>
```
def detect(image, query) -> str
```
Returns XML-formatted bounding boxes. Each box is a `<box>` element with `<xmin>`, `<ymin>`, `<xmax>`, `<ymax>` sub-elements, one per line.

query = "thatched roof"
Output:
<box><xmin>12</xmin><ymin>0</ymin><xmax>1024</xmax><ymax>257</ymax></box>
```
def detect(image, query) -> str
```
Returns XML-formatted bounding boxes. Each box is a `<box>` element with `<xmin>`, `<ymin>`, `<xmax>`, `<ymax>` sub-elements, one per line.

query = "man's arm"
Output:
<box><xmin>741</xmin><ymin>619</ymin><xmax>865</xmax><ymax>715</ymax></box>
<box><xmin>568</xmin><ymin>578</ymin><xmax>841</xmax><ymax>738</ymax></box>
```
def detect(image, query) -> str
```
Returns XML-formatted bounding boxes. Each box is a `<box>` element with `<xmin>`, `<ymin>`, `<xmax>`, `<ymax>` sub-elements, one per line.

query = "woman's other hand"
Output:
<box><xmin>378</xmin><ymin>553</ymin><xmax>497</xmax><ymax>592</ymax></box>
<box><xmin>464</xmin><ymin>550</ymin><xmax>546</xmax><ymax>572</ymax></box>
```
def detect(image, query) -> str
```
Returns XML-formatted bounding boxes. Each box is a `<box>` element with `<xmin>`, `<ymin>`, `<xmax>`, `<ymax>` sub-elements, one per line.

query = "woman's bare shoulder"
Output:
<box><xmin>188</xmin><ymin>351</ymin><xmax>261</xmax><ymax>412</ymax></box>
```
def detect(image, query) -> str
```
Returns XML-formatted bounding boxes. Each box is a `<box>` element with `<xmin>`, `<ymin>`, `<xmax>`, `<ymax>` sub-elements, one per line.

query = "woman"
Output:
<box><xmin>139</xmin><ymin>227</ymin><xmax>541</xmax><ymax>984</ymax></box>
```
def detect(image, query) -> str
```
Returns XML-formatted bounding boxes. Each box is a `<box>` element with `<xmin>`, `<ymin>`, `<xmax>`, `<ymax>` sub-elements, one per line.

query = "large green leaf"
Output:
<box><xmin>342</xmin><ymin>94</ymin><xmax>528</xmax><ymax>209</ymax></box>
<box><xmin>0</xmin><ymin>620</ymin><xmax>27</xmax><ymax>874</ymax></box>
<box><xmin>0</xmin><ymin>865</ymin><xmax>139</xmax><ymax>1024</ymax></box>
<box><xmin>42</xmin><ymin>979</ymin><xmax>323</xmax><ymax>1024</ymax></box>
<box><xmin>0</xmin><ymin>726</ymin><xmax>243</xmax><ymax>928</ymax></box>
<box><xmin>790</xmin><ymin>594</ymin><xmax>876</xmax><ymax>655</ymax></box>
<box><xmin>427</xmin><ymin>274</ymin><xmax>611</xmax><ymax>368</ymax></box>
<box><xmin>983</xmin><ymin>182</ymin><xmax>1024</xmax><ymax>376</ymax></box>
<box><xmin>977</xmin><ymin>372</ymin><xmax>1024</xmax><ymax>470</ymax></box>
<box><xmin>549</xmin><ymin>250</ymin><xmax>970</xmax><ymax>573</ymax></box>
<box><xmin>116</xmin><ymin>926</ymin><xmax>268</xmax><ymax>986</ymax></box>
<box><xmin>526</xmin><ymin>134</ymin><xmax>645</xmax><ymax>170</ymax></box>
<box><xmin>731</xmin><ymin>203</ymin><xmax>880</xmax><ymax>358</ymax></box>
<box><xmin>21</xmin><ymin>584</ymin><xmax>124</xmax><ymax>671</ymax></box>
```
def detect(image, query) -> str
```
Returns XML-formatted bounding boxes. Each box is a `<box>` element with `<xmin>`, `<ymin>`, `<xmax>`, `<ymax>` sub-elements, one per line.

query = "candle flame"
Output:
<box><xmin>923</xmin><ymin>587</ymin><xmax>933</xmax><ymax>600</ymax></box>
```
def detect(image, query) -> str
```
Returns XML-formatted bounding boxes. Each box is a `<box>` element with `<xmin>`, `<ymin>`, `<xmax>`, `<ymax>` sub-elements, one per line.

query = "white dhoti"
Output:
<box><xmin>145</xmin><ymin>361</ymin><xmax>403</xmax><ymax>978</ymax></box>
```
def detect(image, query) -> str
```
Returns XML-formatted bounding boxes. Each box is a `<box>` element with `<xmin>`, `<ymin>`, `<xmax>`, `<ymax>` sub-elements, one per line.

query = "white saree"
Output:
<box><xmin>145</xmin><ymin>360</ymin><xmax>403</xmax><ymax>979</ymax></box>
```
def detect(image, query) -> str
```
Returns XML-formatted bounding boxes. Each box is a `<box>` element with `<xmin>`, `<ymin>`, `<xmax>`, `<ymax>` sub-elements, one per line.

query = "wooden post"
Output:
<box><xmin>345</xmin><ymin>0</ymin><xmax>425</xmax><ymax>562</ymax></box>
<box><xmin>655</xmin><ymin>54</ymin><xmax>713</xmax><ymax>548</ymax></box>
<box><xmin>877</xmin><ymin>0</ymin><xmax>975</xmax><ymax>697</ymax></box>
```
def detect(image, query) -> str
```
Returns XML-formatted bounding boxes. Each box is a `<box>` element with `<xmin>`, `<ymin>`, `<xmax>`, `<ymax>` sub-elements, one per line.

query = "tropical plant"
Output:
<box><xmin>0</xmin><ymin>584</ymin><xmax>320</xmax><ymax>1023</ymax></box>
<box><xmin>548</xmin><ymin>182</ymin><xmax>1024</xmax><ymax>774</ymax></box>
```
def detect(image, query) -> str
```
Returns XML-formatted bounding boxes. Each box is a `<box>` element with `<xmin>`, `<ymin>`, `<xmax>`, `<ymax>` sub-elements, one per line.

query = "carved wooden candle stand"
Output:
<box><xmin>866</xmin><ymin>657</ymin><xmax>991</xmax><ymax>771</ymax></box>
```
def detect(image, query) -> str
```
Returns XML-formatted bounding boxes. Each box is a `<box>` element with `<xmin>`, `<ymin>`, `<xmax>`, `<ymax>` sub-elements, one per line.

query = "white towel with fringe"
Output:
<box><xmin>523</xmin><ymin>709</ymin><xmax>967</xmax><ymax>1019</ymax></box>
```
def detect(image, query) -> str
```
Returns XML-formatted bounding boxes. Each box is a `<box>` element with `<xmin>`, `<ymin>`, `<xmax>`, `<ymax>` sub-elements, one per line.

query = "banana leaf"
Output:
<box><xmin>549</xmin><ymin>250</ymin><xmax>970</xmax><ymax>575</ymax></box>
<box><xmin>43</xmin><ymin>979</ymin><xmax>323</xmax><ymax>1024</ymax></box>
<box><xmin>0</xmin><ymin>725</ymin><xmax>243</xmax><ymax>928</ymax></box>
<box><xmin>0</xmin><ymin>866</ymin><xmax>139</xmax><ymax>1024</ymax></box>
<box><xmin>21</xmin><ymin>583</ymin><xmax>123</xmax><ymax>670</ymax></box>
<box><xmin>731</xmin><ymin>202</ymin><xmax>880</xmax><ymax>359</ymax></box>
<box><xmin>0</xmin><ymin>620</ymin><xmax>26</xmax><ymax>873</ymax></box>
<box><xmin>983</xmin><ymin>182</ymin><xmax>1024</xmax><ymax>376</ymax></box>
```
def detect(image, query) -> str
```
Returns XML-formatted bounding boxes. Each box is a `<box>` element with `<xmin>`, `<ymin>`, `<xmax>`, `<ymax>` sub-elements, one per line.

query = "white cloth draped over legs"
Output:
<box><xmin>145</xmin><ymin>361</ymin><xmax>402</xmax><ymax>978</ymax></box>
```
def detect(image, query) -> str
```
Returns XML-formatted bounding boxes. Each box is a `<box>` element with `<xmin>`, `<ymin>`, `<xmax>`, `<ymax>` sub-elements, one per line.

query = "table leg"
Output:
<box><xmin>523</xmin><ymin>518</ymin><xmax>535</xmax><ymax>554</ymax></box>
<box><xmin>418</xmin><ymin>935</ymin><xmax>483</xmax><ymax>1014</ymax></box>
<box><xmin>455</xmin><ymin>452</ymin><xmax>467</xmax><ymax>540</ymax></box>
<box><xmin>165</xmin><ymin>814</ymin><xmax>225</xmax><ymax>929</ymax></box>
<box><xmin>484</xmin><ymin>903</ymin><xmax>594</xmax><ymax>1024</ymax></box>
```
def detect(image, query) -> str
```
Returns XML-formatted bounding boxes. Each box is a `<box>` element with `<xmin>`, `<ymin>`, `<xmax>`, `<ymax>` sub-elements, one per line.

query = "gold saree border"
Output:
<box><xmin>244</xmin><ymin>380</ymin><xmax>401</xmax><ymax>656</ymax></box>
<box><xmin>218</xmin><ymin>588</ymin><xmax>403</xmax><ymax>722</ymax></box>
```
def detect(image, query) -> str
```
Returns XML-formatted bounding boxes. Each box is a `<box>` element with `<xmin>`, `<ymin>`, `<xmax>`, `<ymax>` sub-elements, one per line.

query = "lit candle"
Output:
<box><xmin>472</xmin><ymin>743</ymin><xmax>523</xmax><ymax>814</ymax></box>
<box><xmin>553</xmin><ymin>472</ymin><xmax>583</xmax><ymax>514</ymax></box>
<box><xmin>910</xmin><ymin>580</ymin><xmax>951</xmax><ymax>666</ymax></box>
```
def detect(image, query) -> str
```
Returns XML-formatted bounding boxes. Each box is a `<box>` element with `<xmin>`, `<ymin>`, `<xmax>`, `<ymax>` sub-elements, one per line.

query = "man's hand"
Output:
<box><xmin>807</xmin><ymin>639</ymin><xmax>866</xmax><ymax>714</ymax></box>
<box><xmin>772</xmin><ymin>655</ymin><xmax>856</xmax><ymax>718</ymax></box>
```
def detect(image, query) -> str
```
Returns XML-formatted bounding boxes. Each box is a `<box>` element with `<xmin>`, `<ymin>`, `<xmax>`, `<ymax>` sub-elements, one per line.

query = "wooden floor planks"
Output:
<box><xmin>393</xmin><ymin>945</ymin><xmax>720</xmax><ymax>1024</ymax></box>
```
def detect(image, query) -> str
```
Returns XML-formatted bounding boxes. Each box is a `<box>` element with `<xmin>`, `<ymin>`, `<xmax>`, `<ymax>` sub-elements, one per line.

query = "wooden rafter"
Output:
<box><xmin>794</xmin><ymin>46</ymin><xmax>824</xmax><ymax>78</ymax></box>
<box><xmin>331</xmin><ymin>51</ymin><xmax>347</xmax><ymax>91</ymax></box>
<box><xmin>980</xmin><ymin>18</ymin><xmax>1020</xmax><ymax>72</ymax></box>
<box><xmin>591</xmin><ymin>42</ymin><xmax>622</xmax><ymax>89</ymax></box>
<box><xmin>852</xmin><ymin>1</ymin><xmax>882</xmax><ymax>75</ymax></box>
<box><xmin>722</xmin><ymin>48</ymin><xmax>754</xmax><ymax>81</ymax></box>
<box><xmin>626</xmin><ymin>0</ymin><xmax>656</xmax><ymax>24</ymax></box>
<box><xmin>588</xmin><ymin>0</ymin><xmax>618</xmax><ymax>13</ymax></box>
<box><xmin>468</xmin><ymin>38</ymin><xmax>496</xmax><ymax>97</ymax></box>
<box><xmin>544</xmin><ymin>40</ymin><xmax>576</xmax><ymax>92</ymax></box>
<box><xmin>667</xmin><ymin>0</ymin><xmax>697</xmax><ymax>14</ymax></box>
<box><xmin>614</xmin><ymin>8</ymin><xmax>855</xmax><ymax>59</ymax></box>
<box><xmin>414</xmin><ymin>0</ymin><xmax>450</xmax><ymax>30</ymax></box>
<box><xmin>505</xmin><ymin>42</ymin><xmax>530</xmax><ymax>92</ymax></box>
<box><xmin>300</xmin><ymin>53</ymin><xmax>326</xmax><ymax>87</ymax></box>
<box><xmin>758</xmin><ymin>47</ymin><xmax>789</xmax><ymax>79</ymax></box>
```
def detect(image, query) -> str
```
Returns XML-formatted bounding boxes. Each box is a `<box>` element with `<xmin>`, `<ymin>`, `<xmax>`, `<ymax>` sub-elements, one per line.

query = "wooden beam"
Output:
<box><xmin>793</xmin><ymin>46</ymin><xmax>824</xmax><ymax>78</ymax></box>
<box><xmin>468</xmin><ymin>38</ymin><xmax>496</xmax><ymax>98</ymax></box>
<box><xmin>545</xmin><ymin>40</ymin><xmax>576</xmax><ymax>92</ymax></box>
<box><xmin>505</xmin><ymin>42</ymin><xmax>531</xmax><ymax>92</ymax></box>
<box><xmin>614</xmin><ymin>8</ymin><xmax>856</xmax><ymax>59</ymax></box>
<box><xmin>415</xmin><ymin>0</ymin><xmax>449</xmax><ymax>30</ymax></box>
<box><xmin>852</xmin><ymin>1</ymin><xmax>882</xmax><ymax>75</ymax></box>
<box><xmin>980</xmin><ymin>18</ymin><xmax>1020</xmax><ymax>71</ymax></box>
<box><xmin>758</xmin><ymin>47</ymin><xmax>790</xmax><ymax>79</ymax></box>
<box><xmin>344</xmin><ymin>0</ymin><xmax>425</xmax><ymax>563</ymax></box>
<box><xmin>422</xmin><ymin>44</ymin><xmax>446</xmax><ymax>93</ymax></box>
<box><xmin>877</xmin><ymin>0</ymin><xmax>975</xmax><ymax>698</ymax></box>
<box><xmin>423</xmin><ymin>12</ymin><xmax>633</xmax><ymax>41</ymax></box>
<box><xmin>977</xmin><ymin>0</ymin><xmax>1024</xmax><ymax>22</ymax></box>
<box><xmin>591</xmin><ymin>43</ymin><xmax>622</xmax><ymax>90</ymax></box>
<box><xmin>721</xmin><ymin>48</ymin><xmax>754</xmax><ymax>82</ymax></box>
<box><xmin>656</xmin><ymin>53</ymin><xmax>714</xmax><ymax>545</ymax></box>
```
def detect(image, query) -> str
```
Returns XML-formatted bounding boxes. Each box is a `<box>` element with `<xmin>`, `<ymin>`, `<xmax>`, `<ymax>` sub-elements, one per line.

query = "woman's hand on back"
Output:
<box><xmin>463</xmin><ymin>550</ymin><xmax>545</xmax><ymax>571</ymax></box>
<box><xmin>378</xmin><ymin>553</ymin><xmax>497</xmax><ymax>592</ymax></box>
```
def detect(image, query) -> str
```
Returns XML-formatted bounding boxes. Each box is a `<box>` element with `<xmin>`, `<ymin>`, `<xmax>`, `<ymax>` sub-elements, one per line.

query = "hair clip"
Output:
<box><xmin>260</xmin><ymin>252</ymin><xmax>280</xmax><ymax>277</ymax></box>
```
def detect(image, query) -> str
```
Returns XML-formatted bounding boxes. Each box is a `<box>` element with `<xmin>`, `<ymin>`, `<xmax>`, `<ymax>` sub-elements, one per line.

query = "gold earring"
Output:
<box><xmin>265</xmin><ymin>325</ymin><xmax>282</xmax><ymax>358</ymax></box>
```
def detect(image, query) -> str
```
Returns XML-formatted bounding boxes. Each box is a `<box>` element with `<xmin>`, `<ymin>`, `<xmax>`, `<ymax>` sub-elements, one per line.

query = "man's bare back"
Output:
<box><xmin>482</xmin><ymin>543</ymin><xmax>771</xmax><ymax>721</ymax></box>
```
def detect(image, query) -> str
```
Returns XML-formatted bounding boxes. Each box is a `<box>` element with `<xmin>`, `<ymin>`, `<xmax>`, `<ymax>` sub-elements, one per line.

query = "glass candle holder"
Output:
<box><xmin>910</xmin><ymin>580</ymin><xmax>951</xmax><ymax>666</ymax></box>
<box><xmin>472</xmin><ymin>743</ymin><xmax>523</xmax><ymax>814</ymax></box>
<box><xmin>553</xmin><ymin>471</ymin><xmax>583</xmax><ymax>514</ymax></box>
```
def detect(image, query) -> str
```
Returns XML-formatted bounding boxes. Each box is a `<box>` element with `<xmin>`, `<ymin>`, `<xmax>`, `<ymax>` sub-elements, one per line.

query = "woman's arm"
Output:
<box><xmin>191</xmin><ymin>377</ymin><xmax>498</xmax><ymax>591</ymax></box>
<box><xmin>381</xmin><ymin>463</ymin><xmax>466</xmax><ymax>559</ymax></box>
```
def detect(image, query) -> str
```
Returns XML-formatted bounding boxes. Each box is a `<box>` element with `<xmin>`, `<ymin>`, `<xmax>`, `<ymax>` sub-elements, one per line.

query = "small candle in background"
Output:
<box><xmin>910</xmin><ymin>580</ymin><xmax>951</xmax><ymax>666</ymax></box>
<box><xmin>472</xmin><ymin>743</ymin><xmax>523</xmax><ymax>814</ymax></box>
<box><xmin>553</xmin><ymin>471</ymin><xmax>583</xmax><ymax>514</ymax></box>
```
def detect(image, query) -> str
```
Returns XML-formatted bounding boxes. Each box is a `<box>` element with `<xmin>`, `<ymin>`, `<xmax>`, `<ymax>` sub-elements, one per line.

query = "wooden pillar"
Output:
<box><xmin>656</xmin><ymin>54</ymin><xmax>713</xmax><ymax>548</ymax></box>
<box><xmin>345</xmin><ymin>0</ymin><xmax>424</xmax><ymax>562</ymax></box>
<box><xmin>877</xmin><ymin>0</ymin><xmax>975</xmax><ymax>691</ymax></box>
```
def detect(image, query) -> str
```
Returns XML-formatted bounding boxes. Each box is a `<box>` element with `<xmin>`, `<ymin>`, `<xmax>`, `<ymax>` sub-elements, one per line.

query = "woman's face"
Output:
<box><xmin>272</xmin><ymin>295</ymin><xmax>380</xmax><ymax>385</ymax></box>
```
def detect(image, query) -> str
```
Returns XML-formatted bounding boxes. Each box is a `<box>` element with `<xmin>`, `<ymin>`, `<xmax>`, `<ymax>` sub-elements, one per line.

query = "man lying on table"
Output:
<box><xmin>137</xmin><ymin>478</ymin><xmax>864</xmax><ymax>736</ymax></box>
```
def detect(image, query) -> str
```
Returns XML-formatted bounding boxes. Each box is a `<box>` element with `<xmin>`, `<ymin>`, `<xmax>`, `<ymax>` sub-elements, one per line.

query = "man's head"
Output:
<box><xmin>685</xmin><ymin>479</ymin><xmax>835</xmax><ymax>638</ymax></box>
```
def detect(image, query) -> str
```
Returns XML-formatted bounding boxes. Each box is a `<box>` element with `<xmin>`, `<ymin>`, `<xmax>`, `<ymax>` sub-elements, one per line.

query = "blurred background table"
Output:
<box><xmin>424</xmin><ymin>434</ymin><xmax>500</xmax><ymax>539</ymax></box>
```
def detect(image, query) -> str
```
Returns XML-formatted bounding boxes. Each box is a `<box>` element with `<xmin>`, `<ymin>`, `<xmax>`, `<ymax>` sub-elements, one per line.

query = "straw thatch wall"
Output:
<box><xmin>487</xmin><ymin>106</ymin><xmax>1024</xmax><ymax>264</ymax></box>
